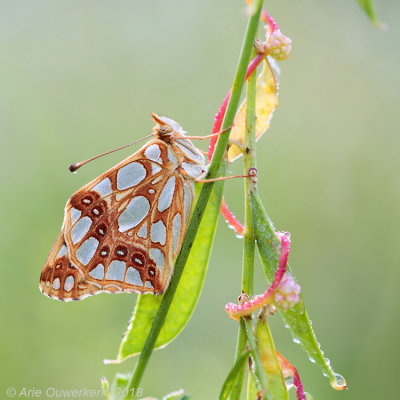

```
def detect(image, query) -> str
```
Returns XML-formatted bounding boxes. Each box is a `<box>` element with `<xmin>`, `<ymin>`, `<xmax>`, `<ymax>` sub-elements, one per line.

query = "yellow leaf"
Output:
<box><xmin>228</xmin><ymin>58</ymin><xmax>278</xmax><ymax>162</ymax></box>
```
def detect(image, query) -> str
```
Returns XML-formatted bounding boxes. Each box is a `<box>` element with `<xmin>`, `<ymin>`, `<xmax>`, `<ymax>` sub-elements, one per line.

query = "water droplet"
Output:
<box><xmin>323</xmin><ymin>372</ymin><xmax>329</xmax><ymax>378</ymax></box>
<box><xmin>284</xmin><ymin>376</ymin><xmax>293</xmax><ymax>387</ymax></box>
<box><xmin>235</xmin><ymin>234</ymin><xmax>243</xmax><ymax>239</ymax></box>
<box><xmin>332</xmin><ymin>373</ymin><xmax>347</xmax><ymax>389</ymax></box>
<box><xmin>305</xmin><ymin>393</ymin><xmax>314</xmax><ymax>400</ymax></box>
<box><xmin>308</xmin><ymin>356</ymin><xmax>316</xmax><ymax>364</ymax></box>
<box><xmin>293</xmin><ymin>338</ymin><xmax>301</xmax><ymax>344</ymax></box>
<box><xmin>324</xmin><ymin>357</ymin><xmax>331</xmax><ymax>367</ymax></box>
<box><xmin>284</xmin><ymin>324</ymin><xmax>290</xmax><ymax>329</ymax></box>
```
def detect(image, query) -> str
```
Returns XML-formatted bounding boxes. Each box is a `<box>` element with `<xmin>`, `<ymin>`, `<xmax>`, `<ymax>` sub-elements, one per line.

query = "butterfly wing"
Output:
<box><xmin>39</xmin><ymin>139</ymin><xmax>195</xmax><ymax>301</ymax></box>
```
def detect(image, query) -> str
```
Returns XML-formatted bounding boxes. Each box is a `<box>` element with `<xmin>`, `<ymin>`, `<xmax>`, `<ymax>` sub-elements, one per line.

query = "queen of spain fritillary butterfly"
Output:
<box><xmin>40</xmin><ymin>113</ymin><xmax>208</xmax><ymax>301</ymax></box>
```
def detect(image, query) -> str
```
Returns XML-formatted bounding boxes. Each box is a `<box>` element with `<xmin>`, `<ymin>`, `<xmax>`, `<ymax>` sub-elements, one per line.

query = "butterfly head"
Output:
<box><xmin>152</xmin><ymin>113</ymin><xmax>186</xmax><ymax>141</ymax></box>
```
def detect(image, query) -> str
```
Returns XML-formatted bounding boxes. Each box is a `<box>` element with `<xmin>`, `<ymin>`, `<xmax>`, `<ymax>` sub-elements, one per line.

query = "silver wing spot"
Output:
<box><xmin>106</xmin><ymin>260</ymin><xmax>126</xmax><ymax>281</ymax></box>
<box><xmin>70</xmin><ymin>217</ymin><xmax>92</xmax><ymax>244</ymax></box>
<box><xmin>183</xmin><ymin>182</ymin><xmax>193</xmax><ymax>224</ymax></box>
<box><xmin>137</xmin><ymin>223</ymin><xmax>148</xmax><ymax>239</ymax></box>
<box><xmin>117</xmin><ymin>162</ymin><xmax>147</xmax><ymax>190</ymax></box>
<box><xmin>182</xmin><ymin>162</ymin><xmax>205</xmax><ymax>179</ymax></box>
<box><xmin>125</xmin><ymin>267</ymin><xmax>143</xmax><ymax>286</ymax></box>
<box><xmin>172</xmin><ymin>213</ymin><xmax>182</xmax><ymax>253</ymax></box>
<box><xmin>93</xmin><ymin>177</ymin><xmax>112</xmax><ymax>196</ymax></box>
<box><xmin>151</xmin><ymin>163</ymin><xmax>162</xmax><ymax>175</ymax></box>
<box><xmin>118</xmin><ymin>196</ymin><xmax>150</xmax><ymax>232</ymax></box>
<box><xmin>89</xmin><ymin>264</ymin><xmax>105</xmax><ymax>280</ymax></box>
<box><xmin>158</xmin><ymin>176</ymin><xmax>176</xmax><ymax>212</ymax></box>
<box><xmin>149</xmin><ymin>248</ymin><xmax>164</xmax><ymax>273</ymax></box>
<box><xmin>150</xmin><ymin>220</ymin><xmax>166</xmax><ymax>245</ymax></box>
<box><xmin>70</xmin><ymin>208</ymin><xmax>82</xmax><ymax>225</ymax></box>
<box><xmin>64</xmin><ymin>276</ymin><xmax>75</xmax><ymax>292</ymax></box>
<box><xmin>144</xmin><ymin>144</ymin><xmax>162</xmax><ymax>163</ymax></box>
<box><xmin>57</xmin><ymin>245</ymin><xmax>67</xmax><ymax>258</ymax></box>
<box><xmin>76</xmin><ymin>237</ymin><xmax>99</xmax><ymax>266</ymax></box>
<box><xmin>52</xmin><ymin>278</ymin><xmax>61</xmax><ymax>290</ymax></box>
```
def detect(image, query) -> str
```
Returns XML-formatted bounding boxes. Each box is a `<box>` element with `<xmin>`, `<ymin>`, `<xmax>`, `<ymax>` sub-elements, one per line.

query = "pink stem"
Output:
<box><xmin>243</xmin><ymin>1</ymin><xmax>279</xmax><ymax>33</ymax></box>
<box><xmin>225</xmin><ymin>232</ymin><xmax>290</xmax><ymax>320</ymax></box>
<box><xmin>293</xmin><ymin>369</ymin><xmax>306</xmax><ymax>400</ymax></box>
<box><xmin>267</xmin><ymin>232</ymin><xmax>290</xmax><ymax>293</ymax></box>
<box><xmin>261</xmin><ymin>9</ymin><xmax>279</xmax><ymax>33</ymax></box>
<box><xmin>276</xmin><ymin>351</ymin><xmax>306</xmax><ymax>400</ymax></box>
<box><xmin>220</xmin><ymin>198</ymin><xmax>244</xmax><ymax>237</ymax></box>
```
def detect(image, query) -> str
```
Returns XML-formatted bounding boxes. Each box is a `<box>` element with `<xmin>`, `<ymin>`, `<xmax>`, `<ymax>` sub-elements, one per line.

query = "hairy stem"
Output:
<box><xmin>125</xmin><ymin>1</ymin><xmax>263</xmax><ymax>396</ymax></box>
<box><xmin>230</xmin><ymin>50</ymin><xmax>258</xmax><ymax>400</ymax></box>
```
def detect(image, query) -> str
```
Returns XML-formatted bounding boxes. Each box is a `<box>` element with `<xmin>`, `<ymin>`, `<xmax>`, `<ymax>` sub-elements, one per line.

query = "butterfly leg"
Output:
<box><xmin>184</xmin><ymin>125</ymin><xmax>233</xmax><ymax>141</ymax></box>
<box><xmin>227</xmin><ymin>138</ymin><xmax>246</xmax><ymax>151</ymax></box>
<box><xmin>196</xmin><ymin>167</ymin><xmax>257</xmax><ymax>184</ymax></box>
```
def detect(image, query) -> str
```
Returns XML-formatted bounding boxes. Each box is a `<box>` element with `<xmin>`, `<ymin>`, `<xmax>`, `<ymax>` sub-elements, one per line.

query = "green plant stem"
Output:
<box><xmin>230</xmin><ymin>50</ymin><xmax>258</xmax><ymax>400</ymax></box>
<box><xmin>244</xmin><ymin>318</ymin><xmax>271</xmax><ymax>400</ymax></box>
<box><xmin>125</xmin><ymin>1</ymin><xmax>263</xmax><ymax>397</ymax></box>
<box><xmin>243</xmin><ymin>50</ymin><xmax>257</xmax><ymax>299</ymax></box>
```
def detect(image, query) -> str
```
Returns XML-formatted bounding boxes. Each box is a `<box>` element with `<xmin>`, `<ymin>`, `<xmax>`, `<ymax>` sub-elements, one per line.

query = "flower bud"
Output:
<box><xmin>266</xmin><ymin>30</ymin><xmax>292</xmax><ymax>61</ymax></box>
<box><xmin>274</xmin><ymin>273</ymin><xmax>301</xmax><ymax>310</ymax></box>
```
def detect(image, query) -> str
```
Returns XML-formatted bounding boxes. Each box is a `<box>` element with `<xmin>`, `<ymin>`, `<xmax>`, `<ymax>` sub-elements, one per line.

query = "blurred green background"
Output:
<box><xmin>1</xmin><ymin>1</ymin><xmax>399</xmax><ymax>399</ymax></box>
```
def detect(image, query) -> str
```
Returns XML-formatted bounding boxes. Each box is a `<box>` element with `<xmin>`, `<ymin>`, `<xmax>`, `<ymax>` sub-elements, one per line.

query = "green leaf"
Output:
<box><xmin>356</xmin><ymin>0</ymin><xmax>382</xmax><ymax>27</ymax></box>
<box><xmin>111</xmin><ymin>181</ymin><xmax>224</xmax><ymax>362</ymax></box>
<box><xmin>219</xmin><ymin>350</ymin><xmax>250</xmax><ymax>400</ymax></box>
<box><xmin>105</xmin><ymin>373</ymin><xmax>135</xmax><ymax>400</ymax></box>
<box><xmin>247</xmin><ymin>369</ymin><xmax>258</xmax><ymax>400</ymax></box>
<box><xmin>250</xmin><ymin>188</ymin><xmax>347</xmax><ymax>391</ymax></box>
<box><xmin>101</xmin><ymin>377</ymin><xmax>111</xmax><ymax>400</ymax></box>
<box><xmin>255</xmin><ymin>313</ymin><xmax>288</xmax><ymax>399</ymax></box>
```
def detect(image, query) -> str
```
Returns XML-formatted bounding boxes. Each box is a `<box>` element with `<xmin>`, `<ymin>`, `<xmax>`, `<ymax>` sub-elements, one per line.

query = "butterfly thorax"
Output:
<box><xmin>152</xmin><ymin>113</ymin><xmax>207</xmax><ymax>180</ymax></box>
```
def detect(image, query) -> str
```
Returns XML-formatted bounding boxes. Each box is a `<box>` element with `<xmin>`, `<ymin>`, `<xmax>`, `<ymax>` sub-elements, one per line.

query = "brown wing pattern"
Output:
<box><xmin>39</xmin><ymin>139</ymin><xmax>194</xmax><ymax>301</ymax></box>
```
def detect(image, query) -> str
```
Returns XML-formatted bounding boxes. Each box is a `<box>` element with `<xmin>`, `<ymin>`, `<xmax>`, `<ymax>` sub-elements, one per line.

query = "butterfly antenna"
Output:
<box><xmin>68</xmin><ymin>133</ymin><xmax>154</xmax><ymax>172</ymax></box>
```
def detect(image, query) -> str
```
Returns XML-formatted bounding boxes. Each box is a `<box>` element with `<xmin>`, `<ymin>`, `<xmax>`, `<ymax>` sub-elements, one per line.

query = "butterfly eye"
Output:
<box><xmin>159</xmin><ymin>125</ymin><xmax>173</xmax><ymax>135</ymax></box>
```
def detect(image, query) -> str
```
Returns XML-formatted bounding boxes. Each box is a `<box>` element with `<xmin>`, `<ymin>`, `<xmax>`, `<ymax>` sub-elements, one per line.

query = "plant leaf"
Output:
<box><xmin>356</xmin><ymin>0</ymin><xmax>382</xmax><ymax>27</ymax></box>
<box><xmin>247</xmin><ymin>369</ymin><xmax>258</xmax><ymax>400</ymax></box>
<box><xmin>111</xmin><ymin>180</ymin><xmax>224</xmax><ymax>362</ymax></box>
<box><xmin>104</xmin><ymin>373</ymin><xmax>132</xmax><ymax>400</ymax></box>
<box><xmin>250</xmin><ymin>188</ymin><xmax>347</xmax><ymax>391</ymax></box>
<box><xmin>255</xmin><ymin>314</ymin><xmax>288</xmax><ymax>399</ymax></box>
<box><xmin>101</xmin><ymin>377</ymin><xmax>111</xmax><ymax>400</ymax></box>
<box><xmin>228</xmin><ymin>57</ymin><xmax>279</xmax><ymax>162</ymax></box>
<box><xmin>219</xmin><ymin>350</ymin><xmax>251</xmax><ymax>400</ymax></box>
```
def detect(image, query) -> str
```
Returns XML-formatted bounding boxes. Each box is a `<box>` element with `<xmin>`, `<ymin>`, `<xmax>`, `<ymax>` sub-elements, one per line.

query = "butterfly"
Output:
<box><xmin>40</xmin><ymin>113</ymin><xmax>208</xmax><ymax>301</ymax></box>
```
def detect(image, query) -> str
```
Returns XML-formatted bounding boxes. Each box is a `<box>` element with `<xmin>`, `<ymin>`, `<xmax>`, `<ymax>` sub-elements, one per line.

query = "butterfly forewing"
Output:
<box><xmin>40</xmin><ymin>129</ymin><xmax>201</xmax><ymax>301</ymax></box>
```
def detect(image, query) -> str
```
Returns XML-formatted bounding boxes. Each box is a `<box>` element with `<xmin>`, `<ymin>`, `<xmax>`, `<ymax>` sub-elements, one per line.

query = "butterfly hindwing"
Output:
<box><xmin>40</xmin><ymin>115</ymin><xmax>205</xmax><ymax>301</ymax></box>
